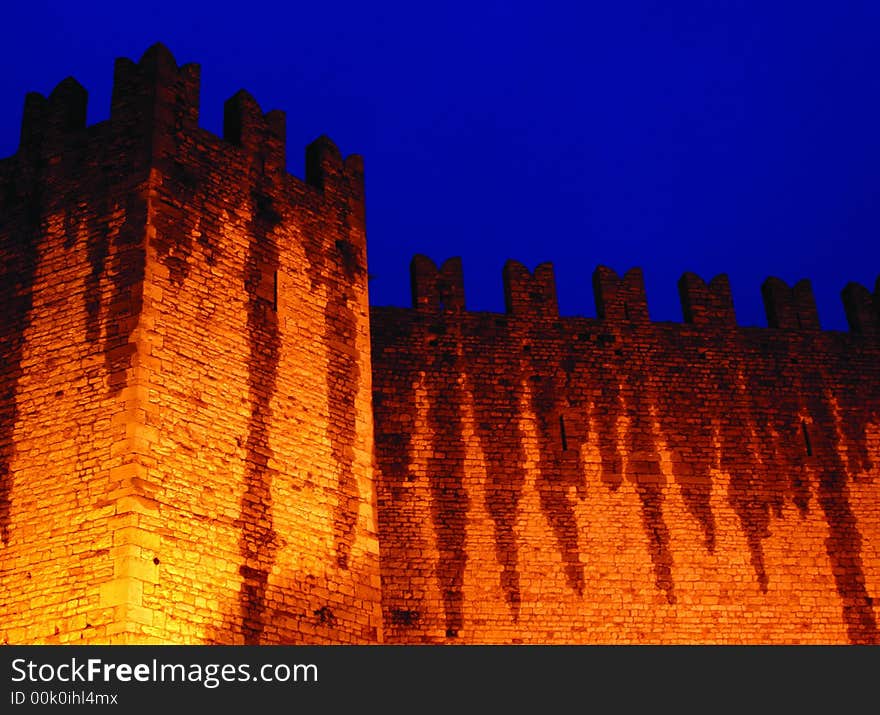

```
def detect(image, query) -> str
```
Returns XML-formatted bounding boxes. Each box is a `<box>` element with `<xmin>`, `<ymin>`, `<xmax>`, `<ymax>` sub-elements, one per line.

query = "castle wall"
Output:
<box><xmin>371</xmin><ymin>259</ymin><xmax>880</xmax><ymax>644</ymax></box>
<box><xmin>0</xmin><ymin>45</ymin><xmax>381</xmax><ymax>644</ymax></box>
<box><xmin>2</xmin><ymin>44</ymin><xmax>878</xmax><ymax>646</ymax></box>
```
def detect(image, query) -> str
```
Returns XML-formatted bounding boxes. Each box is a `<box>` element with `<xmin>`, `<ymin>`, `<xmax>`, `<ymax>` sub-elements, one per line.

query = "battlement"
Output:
<box><xmin>19</xmin><ymin>77</ymin><xmax>87</xmax><ymax>156</ymax></box>
<box><xmin>109</xmin><ymin>43</ymin><xmax>200</xmax><ymax>134</ymax></box>
<box><xmin>223</xmin><ymin>90</ymin><xmax>286</xmax><ymax>174</ymax></box>
<box><xmin>761</xmin><ymin>276</ymin><xmax>820</xmax><ymax>331</ymax></box>
<box><xmin>305</xmin><ymin>135</ymin><xmax>365</xmax><ymax>204</ymax></box>
<box><xmin>5</xmin><ymin>43</ymin><xmax>362</xmax><ymax>199</ymax></box>
<box><xmin>503</xmin><ymin>260</ymin><xmax>558</xmax><ymax>317</ymax></box>
<box><xmin>678</xmin><ymin>272</ymin><xmax>736</xmax><ymax>328</ymax></box>
<box><xmin>842</xmin><ymin>277</ymin><xmax>880</xmax><ymax>336</ymax></box>
<box><xmin>593</xmin><ymin>265</ymin><xmax>649</xmax><ymax>324</ymax></box>
<box><xmin>390</xmin><ymin>255</ymin><xmax>879</xmax><ymax>338</ymax></box>
<box><xmin>411</xmin><ymin>255</ymin><xmax>465</xmax><ymax>312</ymax></box>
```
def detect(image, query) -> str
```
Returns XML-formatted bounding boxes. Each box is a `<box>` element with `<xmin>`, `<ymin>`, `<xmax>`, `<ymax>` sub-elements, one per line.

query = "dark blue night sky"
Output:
<box><xmin>1</xmin><ymin>2</ymin><xmax>877</xmax><ymax>329</ymax></box>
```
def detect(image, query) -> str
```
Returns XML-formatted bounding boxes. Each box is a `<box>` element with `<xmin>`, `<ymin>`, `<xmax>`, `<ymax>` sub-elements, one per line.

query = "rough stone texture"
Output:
<box><xmin>1</xmin><ymin>45</ymin><xmax>878</xmax><ymax>645</ymax></box>
<box><xmin>0</xmin><ymin>45</ymin><xmax>380</xmax><ymax>644</ymax></box>
<box><xmin>372</xmin><ymin>258</ymin><xmax>880</xmax><ymax>644</ymax></box>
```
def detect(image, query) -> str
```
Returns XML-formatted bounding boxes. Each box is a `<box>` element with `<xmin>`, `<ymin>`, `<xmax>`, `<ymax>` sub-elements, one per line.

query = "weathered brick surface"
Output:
<box><xmin>372</xmin><ymin>259</ymin><xmax>880</xmax><ymax>644</ymax></box>
<box><xmin>1</xmin><ymin>45</ymin><xmax>877</xmax><ymax>646</ymax></box>
<box><xmin>1</xmin><ymin>45</ymin><xmax>380</xmax><ymax>644</ymax></box>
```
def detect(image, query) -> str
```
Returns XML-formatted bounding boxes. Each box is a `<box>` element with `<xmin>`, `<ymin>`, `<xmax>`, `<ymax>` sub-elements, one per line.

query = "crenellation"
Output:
<box><xmin>302</xmin><ymin>134</ymin><xmax>366</xmax><ymax>226</ymax></box>
<box><xmin>842</xmin><ymin>280</ymin><xmax>879</xmax><ymax>337</ymax></box>
<box><xmin>18</xmin><ymin>77</ymin><xmax>87</xmax><ymax>158</ymax></box>
<box><xmin>502</xmin><ymin>260</ymin><xmax>557</xmax><ymax>317</ymax></box>
<box><xmin>385</xmin><ymin>258</ymin><xmax>875</xmax><ymax>341</ymax></box>
<box><xmin>306</xmin><ymin>134</ymin><xmax>345</xmax><ymax>190</ymax></box>
<box><xmin>110</xmin><ymin>43</ymin><xmax>200</xmax><ymax>136</ymax></box>
<box><xmin>19</xmin><ymin>92</ymin><xmax>50</xmax><ymax>155</ymax></box>
<box><xmin>762</xmin><ymin>276</ymin><xmax>820</xmax><ymax>331</ymax></box>
<box><xmin>223</xmin><ymin>90</ymin><xmax>286</xmax><ymax>174</ymax></box>
<box><xmin>593</xmin><ymin>265</ymin><xmax>649</xmax><ymax>324</ymax></box>
<box><xmin>410</xmin><ymin>255</ymin><xmax>465</xmax><ymax>312</ymax></box>
<box><xmin>678</xmin><ymin>272</ymin><xmax>736</xmax><ymax>328</ymax></box>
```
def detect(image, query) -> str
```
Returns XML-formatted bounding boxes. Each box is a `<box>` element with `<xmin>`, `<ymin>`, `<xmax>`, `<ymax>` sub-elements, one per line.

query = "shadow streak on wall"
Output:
<box><xmin>302</xmin><ymin>206</ymin><xmax>363</xmax><ymax>574</ymax></box>
<box><xmin>722</xmin><ymin>357</ymin><xmax>779</xmax><ymax>594</ymax></box>
<box><xmin>625</xmin><ymin>373</ymin><xmax>675</xmax><ymax>605</ymax></box>
<box><xmin>654</xmin><ymin>343</ymin><xmax>719</xmax><ymax>555</ymax></box>
<box><xmin>425</xmin><ymin>322</ymin><xmax>468</xmax><ymax>638</ymax></box>
<box><xmin>0</xmin><ymin>182</ymin><xmax>41</xmax><ymax>546</ymax></box>
<box><xmin>807</xmin><ymin>384</ymin><xmax>878</xmax><ymax>645</ymax></box>
<box><xmin>468</xmin><ymin>326</ymin><xmax>527</xmax><ymax>621</ymax></box>
<box><xmin>328</xmin><ymin>238</ymin><xmax>361</xmax><ymax>571</ymax></box>
<box><xmin>723</xmin><ymin>343</ymin><xmax>811</xmax><ymax>595</ymax></box>
<box><xmin>372</xmin><ymin>322</ymin><xmax>426</xmax><ymax>640</ymax></box>
<box><xmin>73</xmin><ymin>187</ymin><xmax>145</xmax><ymax>391</ymax></box>
<box><xmin>236</xmin><ymin>189</ymin><xmax>281</xmax><ymax>644</ymax></box>
<box><xmin>529</xmin><ymin>364</ymin><xmax>586</xmax><ymax>596</ymax></box>
<box><xmin>103</xmin><ymin>193</ymin><xmax>147</xmax><ymax>396</ymax></box>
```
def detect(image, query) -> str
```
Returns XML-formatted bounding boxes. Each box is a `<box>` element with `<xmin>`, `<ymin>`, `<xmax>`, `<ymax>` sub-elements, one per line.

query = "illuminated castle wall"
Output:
<box><xmin>372</xmin><ymin>260</ymin><xmax>879</xmax><ymax>644</ymax></box>
<box><xmin>1</xmin><ymin>45</ymin><xmax>878</xmax><ymax>644</ymax></box>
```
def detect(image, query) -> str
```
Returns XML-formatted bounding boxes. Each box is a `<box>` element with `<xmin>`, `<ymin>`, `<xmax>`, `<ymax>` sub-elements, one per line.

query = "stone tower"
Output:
<box><xmin>0</xmin><ymin>44</ymin><xmax>381</xmax><ymax>644</ymax></box>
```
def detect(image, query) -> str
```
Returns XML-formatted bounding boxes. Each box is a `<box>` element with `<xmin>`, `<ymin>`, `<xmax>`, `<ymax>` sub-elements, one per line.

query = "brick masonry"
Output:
<box><xmin>1</xmin><ymin>45</ymin><xmax>878</xmax><ymax>644</ymax></box>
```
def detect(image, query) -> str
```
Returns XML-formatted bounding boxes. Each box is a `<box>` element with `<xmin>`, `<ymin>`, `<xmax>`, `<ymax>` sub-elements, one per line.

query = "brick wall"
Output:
<box><xmin>371</xmin><ymin>257</ymin><xmax>880</xmax><ymax>644</ymax></box>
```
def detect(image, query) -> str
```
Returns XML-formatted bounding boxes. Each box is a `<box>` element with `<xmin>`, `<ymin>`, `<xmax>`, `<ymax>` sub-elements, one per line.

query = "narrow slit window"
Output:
<box><xmin>623</xmin><ymin>301</ymin><xmax>630</xmax><ymax>321</ymax></box>
<box><xmin>801</xmin><ymin>420</ymin><xmax>812</xmax><ymax>456</ymax></box>
<box><xmin>256</xmin><ymin>266</ymin><xmax>278</xmax><ymax>310</ymax></box>
<box><xmin>559</xmin><ymin>414</ymin><xmax>568</xmax><ymax>451</ymax></box>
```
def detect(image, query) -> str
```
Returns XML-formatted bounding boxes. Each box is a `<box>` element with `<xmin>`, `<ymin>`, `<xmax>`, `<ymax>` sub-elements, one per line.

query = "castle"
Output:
<box><xmin>1</xmin><ymin>45</ymin><xmax>878</xmax><ymax>645</ymax></box>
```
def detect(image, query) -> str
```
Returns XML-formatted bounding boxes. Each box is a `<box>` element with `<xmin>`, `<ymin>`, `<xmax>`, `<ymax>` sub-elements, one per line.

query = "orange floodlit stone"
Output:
<box><xmin>0</xmin><ymin>45</ymin><xmax>878</xmax><ymax>645</ymax></box>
